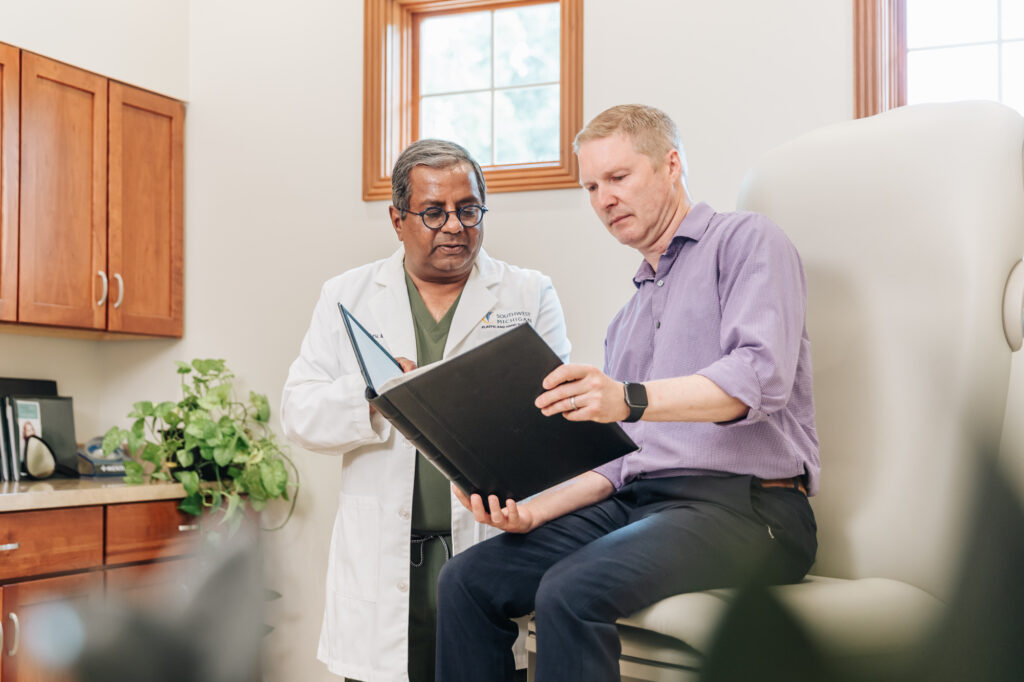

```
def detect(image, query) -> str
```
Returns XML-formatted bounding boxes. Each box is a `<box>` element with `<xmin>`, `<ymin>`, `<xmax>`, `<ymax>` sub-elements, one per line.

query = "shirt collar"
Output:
<box><xmin>632</xmin><ymin>202</ymin><xmax>716</xmax><ymax>286</ymax></box>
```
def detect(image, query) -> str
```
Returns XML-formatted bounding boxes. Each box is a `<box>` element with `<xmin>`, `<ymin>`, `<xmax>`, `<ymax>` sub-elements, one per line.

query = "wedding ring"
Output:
<box><xmin>570</xmin><ymin>395</ymin><xmax>577</xmax><ymax>410</ymax></box>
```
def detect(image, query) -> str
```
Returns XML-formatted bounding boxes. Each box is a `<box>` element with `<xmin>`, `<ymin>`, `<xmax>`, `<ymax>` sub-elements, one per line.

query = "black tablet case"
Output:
<box><xmin>362</xmin><ymin>322</ymin><xmax>637</xmax><ymax>501</ymax></box>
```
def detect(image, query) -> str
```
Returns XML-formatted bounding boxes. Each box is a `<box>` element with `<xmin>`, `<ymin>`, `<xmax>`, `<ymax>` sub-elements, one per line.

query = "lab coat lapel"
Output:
<box><xmin>369</xmin><ymin>248</ymin><xmax>417</xmax><ymax>361</ymax></box>
<box><xmin>444</xmin><ymin>249</ymin><xmax>499</xmax><ymax>357</ymax></box>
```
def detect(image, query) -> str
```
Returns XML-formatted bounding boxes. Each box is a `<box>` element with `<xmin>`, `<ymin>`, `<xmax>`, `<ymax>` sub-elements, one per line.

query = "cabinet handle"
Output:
<box><xmin>97</xmin><ymin>270</ymin><xmax>109</xmax><ymax>306</ymax></box>
<box><xmin>178</xmin><ymin>524</ymin><xmax>198</xmax><ymax>532</ymax></box>
<box><xmin>0</xmin><ymin>542</ymin><xmax>18</xmax><ymax>552</ymax></box>
<box><xmin>7</xmin><ymin>612</ymin><xmax>18</xmax><ymax>656</ymax></box>
<box><xmin>113</xmin><ymin>273</ymin><xmax>125</xmax><ymax>309</ymax></box>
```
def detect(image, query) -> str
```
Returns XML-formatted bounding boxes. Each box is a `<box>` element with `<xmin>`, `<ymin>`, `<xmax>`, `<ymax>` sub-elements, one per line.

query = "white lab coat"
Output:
<box><xmin>281</xmin><ymin>247</ymin><xmax>571</xmax><ymax>681</ymax></box>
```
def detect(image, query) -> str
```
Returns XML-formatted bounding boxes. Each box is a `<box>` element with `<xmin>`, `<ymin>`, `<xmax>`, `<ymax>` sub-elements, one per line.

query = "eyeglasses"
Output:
<box><xmin>400</xmin><ymin>204</ymin><xmax>488</xmax><ymax>230</ymax></box>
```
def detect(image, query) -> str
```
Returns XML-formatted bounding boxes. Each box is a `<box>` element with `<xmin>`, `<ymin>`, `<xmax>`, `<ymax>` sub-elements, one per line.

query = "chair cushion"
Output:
<box><xmin>617</xmin><ymin>576</ymin><xmax>943</xmax><ymax>663</ymax></box>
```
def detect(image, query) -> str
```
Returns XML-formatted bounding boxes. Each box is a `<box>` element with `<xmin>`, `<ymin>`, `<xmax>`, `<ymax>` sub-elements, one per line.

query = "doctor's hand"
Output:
<box><xmin>535</xmin><ymin>364</ymin><xmax>629</xmax><ymax>423</ymax></box>
<box><xmin>452</xmin><ymin>485</ymin><xmax>538</xmax><ymax>534</ymax></box>
<box><xmin>371</xmin><ymin>356</ymin><xmax>418</xmax><ymax>417</ymax></box>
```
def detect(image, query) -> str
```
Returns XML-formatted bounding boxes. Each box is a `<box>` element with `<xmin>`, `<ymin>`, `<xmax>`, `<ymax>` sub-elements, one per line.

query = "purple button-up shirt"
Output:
<box><xmin>594</xmin><ymin>202</ymin><xmax>820</xmax><ymax>495</ymax></box>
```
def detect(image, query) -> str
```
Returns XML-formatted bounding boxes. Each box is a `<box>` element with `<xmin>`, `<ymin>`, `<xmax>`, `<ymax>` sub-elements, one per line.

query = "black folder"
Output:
<box><xmin>6</xmin><ymin>395</ymin><xmax>80</xmax><ymax>478</ymax></box>
<box><xmin>340</xmin><ymin>305</ymin><xmax>637</xmax><ymax>501</ymax></box>
<box><xmin>0</xmin><ymin>377</ymin><xmax>58</xmax><ymax>481</ymax></box>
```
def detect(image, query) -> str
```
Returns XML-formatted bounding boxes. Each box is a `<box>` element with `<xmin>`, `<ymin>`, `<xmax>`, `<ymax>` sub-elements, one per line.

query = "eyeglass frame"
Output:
<box><xmin>398</xmin><ymin>204</ymin><xmax>488</xmax><ymax>230</ymax></box>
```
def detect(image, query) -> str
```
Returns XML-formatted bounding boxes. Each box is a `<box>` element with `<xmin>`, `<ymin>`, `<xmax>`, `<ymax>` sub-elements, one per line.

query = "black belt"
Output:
<box><xmin>410</xmin><ymin>531</ymin><xmax>452</xmax><ymax>567</ymax></box>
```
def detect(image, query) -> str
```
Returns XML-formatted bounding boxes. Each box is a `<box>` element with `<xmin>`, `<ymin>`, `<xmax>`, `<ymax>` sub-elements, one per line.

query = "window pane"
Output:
<box><xmin>420</xmin><ymin>92</ymin><xmax>492</xmax><ymax>165</ymax></box>
<box><xmin>907</xmin><ymin>44</ymin><xmax>999</xmax><ymax>104</ymax></box>
<box><xmin>1005</xmin><ymin>0</ymin><xmax>1024</xmax><ymax>40</ymax></box>
<box><xmin>1004</xmin><ymin>42</ymin><xmax>1024</xmax><ymax>115</ymax></box>
<box><xmin>494</xmin><ymin>3</ymin><xmax>560</xmax><ymax>88</ymax></box>
<box><xmin>494</xmin><ymin>85</ymin><xmax>559</xmax><ymax>165</ymax></box>
<box><xmin>420</xmin><ymin>11</ymin><xmax>491</xmax><ymax>95</ymax></box>
<box><xmin>906</xmin><ymin>0</ymin><xmax>997</xmax><ymax>48</ymax></box>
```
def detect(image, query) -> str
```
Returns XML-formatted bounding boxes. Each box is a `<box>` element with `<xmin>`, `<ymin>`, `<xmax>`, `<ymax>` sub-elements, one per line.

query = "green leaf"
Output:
<box><xmin>213</xmin><ymin>446</ymin><xmax>234</xmax><ymax>467</ymax></box>
<box><xmin>249</xmin><ymin>497</ymin><xmax>267</xmax><ymax>512</ymax></box>
<box><xmin>155</xmin><ymin>401</ymin><xmax>177</xmax><ymax>422</ymax></box>
<box><xmin>238</xmin><ymin>466</ymin><xmax>268</xmax><ymax>502</ymax></box>
<box><xmin>176</xmin><ymin>448</ymin><xmax>194</xmax><ymax>468</ymax></box>
<box><xmin>123</xmin><ymin>460</ymin><xmax>144</xmax><ymax>484</ymax></box>
<box><xmin>192</xmin><ymin>358</ymin><xmax>227</xmax><ymax>376</ymax></box>
<box><xmin>223</xmin><ymin>492</ymin><xmax>241</xmax><ymax>522</ymax></box>
<box><xmin>102</xmin><ymin>427</ymin><xmax>127</xmax><ymax>455</ymax></box>
<box><xmin>151</xmin><ymin>471</ymin><xmax>170</xmax><ymax>481</ymax></box>
<box><xmin>141</xmin><ymin>442</ymin><xmax>164</xmax><ymax>466</ymax></box>
<box><xmin>260</xmin><ymin>459</ymin><xmax>288</xmax><ymax>498</ymax></box>
<box><xmin>175</xmin><ymin>470</ymin><xmax>201</xmax><ymax>497</ymax></box>
<box><xmin>132</xmin><ymin>401</ymin><xmax>155</xmax><ymax>418</ymax></box>
<box><xmin>250</xmin><ymin>392</ymin><xmax>271</xmax><ymax>423</ymax></box>
<box><xmin>179</xmin><ymin>493</ymin><xmax>203</xmax><ymax>516</ymax></box>
<box><xmin>176</xmin><ymin>361</ymin><xmax>193</xmax><ymax>374</ymax></box>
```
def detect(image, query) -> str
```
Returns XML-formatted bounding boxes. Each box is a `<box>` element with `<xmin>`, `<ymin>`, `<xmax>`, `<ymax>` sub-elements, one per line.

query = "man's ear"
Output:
<box><xmin>665</xmin><ymin>149</ymin><xmax>682</xmax><ymax>182</ymax></box>
<box><xmin>389</xmin><ymin>205</ymin><xmax>405</xmax><ymax>241</ymax></box>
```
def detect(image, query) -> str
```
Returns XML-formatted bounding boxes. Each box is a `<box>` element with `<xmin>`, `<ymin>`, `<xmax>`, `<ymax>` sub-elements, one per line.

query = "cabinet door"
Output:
<box><xmin>108</xmin><ymin>83</ymin><xmax>184</xmax><ymax>337</ymax></box>
<box><xmin>1</xmin><ymin>572</ymin><xmax>104</xmax><ymax>682</ymax></box>
<box><xmin>19</xmin><ymin>53</ymin><xmax>107</xmax><ymax>329</ymax></box>
<box><xmin>0</xmin><ymin>44</ymin><xmax>18</xmax><ymax>323</ymax></box>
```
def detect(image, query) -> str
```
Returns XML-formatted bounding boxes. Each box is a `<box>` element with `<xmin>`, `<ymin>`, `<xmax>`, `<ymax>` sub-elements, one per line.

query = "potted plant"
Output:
<box><xmin>103</xmin><ymin>358</ymin><xmax>298</xmax><ymax>530</ymax></box>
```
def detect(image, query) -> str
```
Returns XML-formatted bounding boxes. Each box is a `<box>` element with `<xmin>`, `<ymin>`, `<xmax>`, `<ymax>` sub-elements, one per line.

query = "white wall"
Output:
<box><xmin>4</xmin><ymin>0</ymin><xmax>1023</xmax><ymax>680</ymax></box>
<box><xmin>0</xmin><ymin>0</ymin><xmax>189</xmax><ymax>99</ymax></box>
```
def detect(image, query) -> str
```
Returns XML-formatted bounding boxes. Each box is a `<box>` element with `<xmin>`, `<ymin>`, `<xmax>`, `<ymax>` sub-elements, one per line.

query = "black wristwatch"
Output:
<box><xmin>622</xmin><ymin>382</ymin><xmax>648</xmax><ymax>423</ymax></box>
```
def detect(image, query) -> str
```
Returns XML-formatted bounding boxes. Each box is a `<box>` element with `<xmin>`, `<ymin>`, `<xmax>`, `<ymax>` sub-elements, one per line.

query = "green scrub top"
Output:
<box><xmin>404</xmin><ymin>270</ymin><xmax>462</xmax><ymax>531</ymax></box>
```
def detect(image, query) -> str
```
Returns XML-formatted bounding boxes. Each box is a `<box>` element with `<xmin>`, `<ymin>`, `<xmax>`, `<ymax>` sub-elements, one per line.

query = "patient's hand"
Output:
<box><xmin>453</xmin><ymin>485</ymin><xmax>537</xmax><ymax>534</ymax></box>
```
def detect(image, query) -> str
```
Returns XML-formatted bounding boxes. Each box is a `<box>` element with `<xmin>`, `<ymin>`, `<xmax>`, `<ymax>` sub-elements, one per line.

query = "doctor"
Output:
<box><xmin>281</xmin><ymin>138</ymin><xmax>570</xmax><ymax>682</ymax></box>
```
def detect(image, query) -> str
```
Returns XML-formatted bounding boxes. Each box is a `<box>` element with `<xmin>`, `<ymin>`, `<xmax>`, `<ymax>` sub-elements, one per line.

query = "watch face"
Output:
<box><xmin>625</xmin><ymin>382</ymin><xmax>647</xmax><ymax>407</ymax></box>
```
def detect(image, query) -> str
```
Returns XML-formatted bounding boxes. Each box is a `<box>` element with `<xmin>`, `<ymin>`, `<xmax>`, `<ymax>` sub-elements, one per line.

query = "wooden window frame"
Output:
<box><xmin>363</xmin><ymin>0</ymin><xmax>583</xmax><ymax>201</ymax></box>
<box><xmin>854</xmin><ymin>0</ymin><xmax>907</xmax><ymax>118</ymax></box>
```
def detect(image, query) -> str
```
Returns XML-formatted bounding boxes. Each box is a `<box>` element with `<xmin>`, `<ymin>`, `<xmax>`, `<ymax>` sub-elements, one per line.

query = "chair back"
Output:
<box><xmin>737</xmin><ymin>102</ymin><xmax>1024</xmax><ymax>599</ymax></box>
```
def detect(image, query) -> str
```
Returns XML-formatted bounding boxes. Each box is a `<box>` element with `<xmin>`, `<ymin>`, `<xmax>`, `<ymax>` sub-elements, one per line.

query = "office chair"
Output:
<box><xmin>527</xmin><ymin>101</ymin><xmax>1024</xmax><ymax>680</ymax></box>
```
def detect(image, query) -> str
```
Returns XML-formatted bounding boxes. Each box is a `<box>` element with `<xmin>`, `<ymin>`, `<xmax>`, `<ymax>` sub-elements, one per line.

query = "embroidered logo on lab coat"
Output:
<box><xmin>480</xmin><ymin>310</ymin><xmax>532</xmax><ymax>329</ymax></box>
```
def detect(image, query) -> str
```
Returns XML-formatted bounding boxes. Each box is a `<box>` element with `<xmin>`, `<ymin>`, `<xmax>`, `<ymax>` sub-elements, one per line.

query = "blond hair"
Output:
<box><xmin>574</xmin><ymin>104</ymin><xmax>687</xmax><ymax>176</ymax></box>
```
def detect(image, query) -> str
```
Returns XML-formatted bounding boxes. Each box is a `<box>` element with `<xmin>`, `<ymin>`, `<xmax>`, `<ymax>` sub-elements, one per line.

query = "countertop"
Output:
<box><xmin>0</xmin><ymin>477</ymin><xmax>186</xmax><ymax>513</ymax></box>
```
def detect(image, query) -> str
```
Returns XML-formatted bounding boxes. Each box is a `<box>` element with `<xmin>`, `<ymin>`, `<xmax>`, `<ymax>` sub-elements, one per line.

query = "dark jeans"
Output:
<box><xmin>435</xmin><ymin>475</ymin><xmax>817</xmax><ymax>682</ymax></box>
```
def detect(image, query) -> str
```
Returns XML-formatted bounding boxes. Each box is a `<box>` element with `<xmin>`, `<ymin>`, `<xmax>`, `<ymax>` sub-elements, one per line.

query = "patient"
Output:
<box><xmin>435</xmin><ymin>104</ymin><xmax>821</xmax><ymax>681</ymax></box>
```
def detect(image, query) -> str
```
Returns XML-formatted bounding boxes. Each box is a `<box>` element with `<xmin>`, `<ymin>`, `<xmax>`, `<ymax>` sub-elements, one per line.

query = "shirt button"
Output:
<box><xmin>656</xmin><ymin>279</ymin><xmax>664</xmax><ymax>287</ymax></box>
<box><xmin>655</xmin><ymin>321</ymin><xmax>661</xmax><ymax>329</ymax></box>
<box><xmin>399</xmin><ymin>508</ymin><xmax>410</xmax><ymax>520</ymax></box>
<box><xmin>398</xmin><ymin>581</ymin><xmax>409</xmax><ymax>592</ymax></box>
<box><xmin>637</xmin><ymin>446</ymin><xmax>643</xmax><ymax>452</ymax></box>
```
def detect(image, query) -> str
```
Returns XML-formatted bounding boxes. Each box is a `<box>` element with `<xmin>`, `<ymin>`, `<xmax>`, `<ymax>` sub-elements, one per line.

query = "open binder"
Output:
<box><xmin>339</xmin><ymin>304</ymin><xmax>636</xmax><ymax>501</ymax></box>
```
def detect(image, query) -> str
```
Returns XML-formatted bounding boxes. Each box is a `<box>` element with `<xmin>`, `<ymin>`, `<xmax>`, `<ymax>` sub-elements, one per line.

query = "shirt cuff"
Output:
<box><xmin>697</xmin><ymin>355</ymin><xmax>768</xmax><ymax>426</ymax></box>
<box><xmin>593</xmin><ymin>458</ymin><xmax>625</xmax><ymax>490</ymax></box>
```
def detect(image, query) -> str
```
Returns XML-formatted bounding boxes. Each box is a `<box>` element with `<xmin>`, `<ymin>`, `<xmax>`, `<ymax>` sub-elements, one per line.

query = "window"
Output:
<box><xmin>362</xmin><ymin>0</ymin><xmax>582</xmax><ymax>201</ymax></box>
<box><xmin>854</xmin><ymin>0</ymin><xmax>1024</xmax><ymax>117</ymax></box>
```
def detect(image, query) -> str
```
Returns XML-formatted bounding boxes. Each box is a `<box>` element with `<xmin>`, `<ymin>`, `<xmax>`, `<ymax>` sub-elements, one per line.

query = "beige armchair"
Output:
<box><xmin>528</xmin><ymin>101</ymin><xmax>1024</xmax><ymax>680</ymax></box>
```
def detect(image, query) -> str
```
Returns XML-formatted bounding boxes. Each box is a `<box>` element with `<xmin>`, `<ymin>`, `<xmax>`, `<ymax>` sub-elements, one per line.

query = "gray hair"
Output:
<box><xmin>391</xmin><ymin>139</ymin><xmax>487</xmax><ymax>210</ymax></box>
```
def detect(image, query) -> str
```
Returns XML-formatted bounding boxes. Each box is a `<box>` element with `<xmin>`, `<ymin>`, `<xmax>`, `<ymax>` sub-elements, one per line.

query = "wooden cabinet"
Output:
<box><xmin>0</xmin><ymin>44</ymin><xmax>18</xmax><ymax>323</ymax></box>
<box><xmin>18</xmin><ymin>54</ymin><xmax>108</xmax><ymax>330</ymax></box>
<box><xmin>0</xmin><ymin>499</ymin><xmax>196</xmax><ymax>681</ymax></box>
<box><xmin>107</xmin><ymin>83</ymin><xmax>184</xmax><ymax>336</ymax></box>
<box><xmin>0</xmin><ymin>45</ymin><xmax>184</xmax><ymax>338</ymax></box>
<box><xmin>1</xmin><ymin>572</ymin><xmax>104</xmax><ymax>682</ymax></box>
